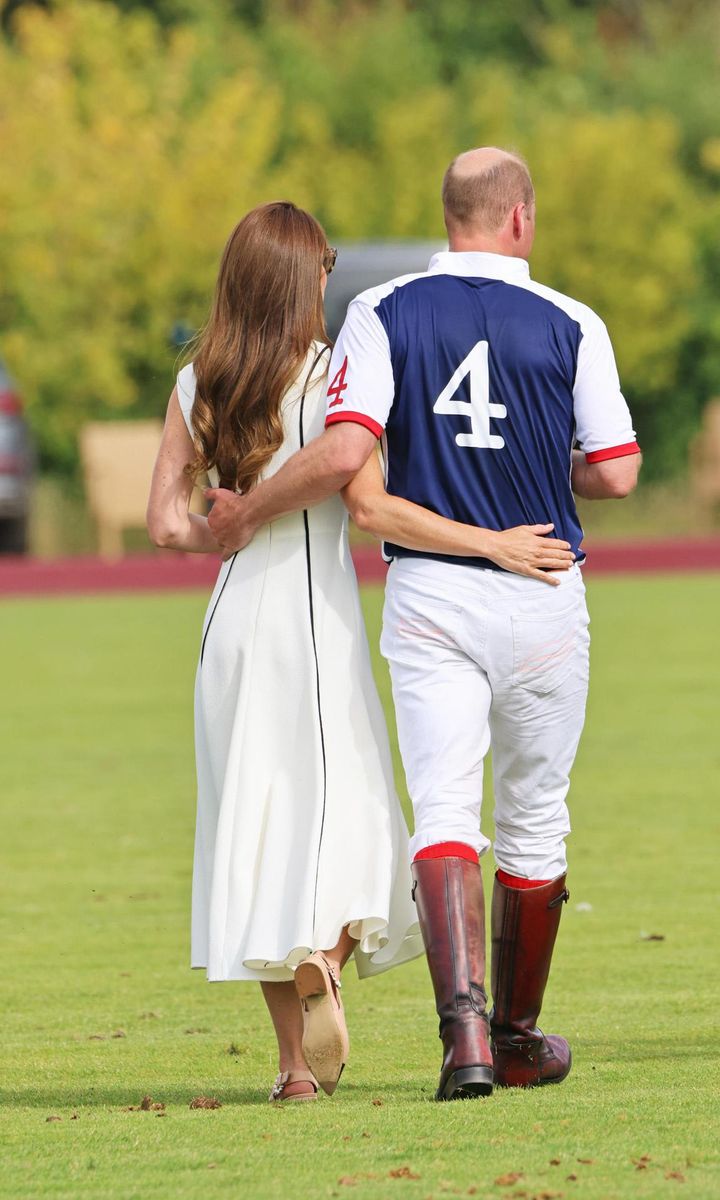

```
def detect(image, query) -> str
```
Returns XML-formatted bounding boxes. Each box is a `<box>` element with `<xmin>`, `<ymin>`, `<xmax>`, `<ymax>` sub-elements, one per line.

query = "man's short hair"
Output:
<box><xmin>442</xmin><ymin>152</ymin><xmax>535</xmax><ymax>233</ymax></box>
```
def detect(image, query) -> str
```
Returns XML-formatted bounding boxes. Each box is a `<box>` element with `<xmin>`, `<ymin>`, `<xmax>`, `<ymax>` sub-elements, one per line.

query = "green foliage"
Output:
<box><xmin>0</xmin><ymin>3</ymin><xmax>272</xmax><ymax>468</ymax></box>
<box><xmin>0</xmin><ymin>0</ymin><xmax>719</xmax><ymax>475</ymax></box>
<box><xmin>527</xmin><ymin>110</ymin><xmax>700</xmax><ymax>477</ymax></box>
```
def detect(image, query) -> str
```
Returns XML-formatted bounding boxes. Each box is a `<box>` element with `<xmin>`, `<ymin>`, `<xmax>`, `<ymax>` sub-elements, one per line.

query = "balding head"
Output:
<box><xmin>442</xmin><ymin>147</ymin><xmax>535</xmax><ymax>237</ymax></box>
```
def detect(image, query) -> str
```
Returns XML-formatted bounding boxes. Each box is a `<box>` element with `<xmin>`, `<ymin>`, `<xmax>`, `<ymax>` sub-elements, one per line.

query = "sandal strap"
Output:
<box><xmin>317</xmin><ymin>952</ymin><xmax>342</xmax><ymax>989</ymax></box>
<box><xmin>269</xmin><ymin>1070</ymin><xmax>318</xmax><ymax>1101</ymax></box>
<box><xmin>284</xmin><ymin>1069</ymin><xmax>317</xmax><ymax>1085</ymax></box>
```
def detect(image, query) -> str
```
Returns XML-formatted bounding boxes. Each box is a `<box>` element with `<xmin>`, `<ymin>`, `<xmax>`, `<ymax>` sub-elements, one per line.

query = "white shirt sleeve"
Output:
<box><xmin>324</xmin><ymin>298</ymin><xmax>395</xmax><ymax>437</ymax></box>
<box><xmin>573</xmin><ymin>312</ymin><xmax>640</xmax><ymax>462</ymax></box>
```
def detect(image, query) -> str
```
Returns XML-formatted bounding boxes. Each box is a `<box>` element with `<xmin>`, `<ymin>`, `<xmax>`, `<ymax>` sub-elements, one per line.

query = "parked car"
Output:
<box><xmin>0</xmin><ymin>360</ymin><xmax>34</xmax><ymax>554</ymax></box>
<box><xmin>324</xmin><ymin>241</ymin><xmax>443</xmax><ymax>339</ymax></box>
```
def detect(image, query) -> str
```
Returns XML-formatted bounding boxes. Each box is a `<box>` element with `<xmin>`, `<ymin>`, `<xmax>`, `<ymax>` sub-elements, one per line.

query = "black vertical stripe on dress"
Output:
<box><xmin>200</xmin><ymin>552</ymin><xmax>238</xmax><ymax>666</ymax></box>
<box><xmin>298</xmin><ymin>346</ymin><xmax>332</xmax><ymax>933</ymax></box>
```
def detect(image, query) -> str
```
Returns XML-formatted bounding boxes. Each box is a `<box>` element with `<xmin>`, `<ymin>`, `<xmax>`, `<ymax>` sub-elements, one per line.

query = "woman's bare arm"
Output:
<box><xmin>342</xmin><ymin>451</ymin><xmax>575</xmax><ymax>585</ymax></box>
<box><xmin>146</xmin><ymin>389</ymin><xmax>221</xmax><ymax>554</ymax></box>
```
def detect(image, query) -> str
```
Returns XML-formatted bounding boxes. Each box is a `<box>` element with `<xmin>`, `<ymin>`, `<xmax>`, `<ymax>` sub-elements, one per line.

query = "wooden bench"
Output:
<box><xmin>690</xmin><ymin>399</ymin><xmax>720</xmax><ymax>508</ymax></box>
<box><xmin>80</xmin><ymin>420</ymin><xmax>205</xmax><ymax>559</ymax></box>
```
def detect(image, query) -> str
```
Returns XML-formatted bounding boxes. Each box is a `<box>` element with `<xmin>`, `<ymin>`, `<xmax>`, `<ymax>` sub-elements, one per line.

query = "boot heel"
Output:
<box><xmin>490</xmin><ymin>873</ymin><xmax>572</xmax><ymax>1088</ymax></box>
<box><xmin>437</xmin><ymin>1065</ymin><xmax>494</xmax><ymax>1101</ymax></box>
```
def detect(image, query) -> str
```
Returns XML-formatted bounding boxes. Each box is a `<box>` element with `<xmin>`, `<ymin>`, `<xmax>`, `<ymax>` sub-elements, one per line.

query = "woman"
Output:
<box><xmin>147</xmin><ymin>201</ymin><xmax>573</xmax><ymax>1104</ymax></box>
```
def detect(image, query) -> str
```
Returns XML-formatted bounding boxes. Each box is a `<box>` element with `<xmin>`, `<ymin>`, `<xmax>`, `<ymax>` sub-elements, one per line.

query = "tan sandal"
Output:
<box><xmin>294</xmin><ymin>952</ymin><xmax>349</xmax><ymax>1096</ymax></box>
<box><xmin>268</xmin><ymin>1069</ymin><xmax>318</xmax><ymax>1103</ymax></box>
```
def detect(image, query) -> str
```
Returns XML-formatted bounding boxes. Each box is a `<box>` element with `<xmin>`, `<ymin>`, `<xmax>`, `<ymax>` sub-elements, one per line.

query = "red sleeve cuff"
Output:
<box><xmin>585</xmin><ymin>441</ymin><xmax>641</xmax><ymax>464</ymax></box>
<box><xmin>325</xmin><ymin>410</ymin><xmax>383</xmax><ymax>439</ymax></box>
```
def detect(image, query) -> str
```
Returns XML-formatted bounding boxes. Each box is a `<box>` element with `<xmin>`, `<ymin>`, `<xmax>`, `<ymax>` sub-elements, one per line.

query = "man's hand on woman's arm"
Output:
<box><xmin>146</xmin><ymin>390</ymin><xmax>221</xmax><ymax>554</ymax></box>
<box><xmin>206</xmin><ymin>423</ymin><xmax>377</xmax><ymax>556</ymax></box>
<box><xmin>342</xmin><ymin>452</ymin><xmax>575</xmax><ymax>585</ymax></box>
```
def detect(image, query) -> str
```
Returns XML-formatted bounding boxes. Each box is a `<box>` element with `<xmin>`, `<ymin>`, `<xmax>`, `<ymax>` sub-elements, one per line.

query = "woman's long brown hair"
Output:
<box><xmin>189</xmin><ymin>202</ymin><xmax>330</xmax><ymax>493</ymax></box>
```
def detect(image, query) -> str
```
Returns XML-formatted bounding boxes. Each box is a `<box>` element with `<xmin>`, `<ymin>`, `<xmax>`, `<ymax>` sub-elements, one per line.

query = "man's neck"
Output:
<box><xmin>448</xmin><ymin>237</ymin><xmax>527</xmax><ymax>260</ymax></box>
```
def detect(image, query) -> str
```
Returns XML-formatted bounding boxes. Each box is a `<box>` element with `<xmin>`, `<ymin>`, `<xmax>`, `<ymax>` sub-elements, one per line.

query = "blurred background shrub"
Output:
<box><xmin>1</xmin><ymin>0</ymin><xmax>719</xmax><ymax>486</ymax></box>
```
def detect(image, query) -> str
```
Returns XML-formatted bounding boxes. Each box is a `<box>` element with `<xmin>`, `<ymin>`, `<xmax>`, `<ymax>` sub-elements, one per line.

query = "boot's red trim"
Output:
<box><xmin>496</xmin><ymin>870</ymin><xmax>551</xmax><ymax>889</ymax></box>
<box><xmin>414</xmin><ymin>842</ymin><xmax>479</xmax><ymax>864</ymax></box>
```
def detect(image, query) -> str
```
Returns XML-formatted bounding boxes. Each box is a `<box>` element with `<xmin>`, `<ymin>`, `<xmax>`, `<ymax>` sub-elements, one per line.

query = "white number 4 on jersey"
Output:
<box><xmin>433</xmin><ymin>340</ymin><xmax>506</xmax><ymax>449</ymax></box>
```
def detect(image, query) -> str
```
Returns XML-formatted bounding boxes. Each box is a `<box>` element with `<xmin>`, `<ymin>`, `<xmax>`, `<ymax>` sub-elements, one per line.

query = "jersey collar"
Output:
<box><xmin>428</xmin><ymin>250</ymin><xmax>531</xmax><ymax>283</ymax></box>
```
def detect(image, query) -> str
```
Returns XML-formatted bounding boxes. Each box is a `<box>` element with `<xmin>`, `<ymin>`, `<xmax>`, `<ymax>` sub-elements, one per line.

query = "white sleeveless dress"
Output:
<box><xmin>176</xmin><ymin>344</ymin><xmax>422</xmax><ymax>982</ymax></box>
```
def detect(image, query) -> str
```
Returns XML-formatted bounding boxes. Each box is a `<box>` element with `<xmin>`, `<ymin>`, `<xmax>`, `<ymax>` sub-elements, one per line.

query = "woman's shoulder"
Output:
<box><xmin>177</xmin><ymin>361</ymin><xmax>196</xmax><ymax>402</ymax></box>
<box><xmin>308</xmin><ymin>339</ymin><xmax>332</xmax><ymax>373</ymax></box>
<box><xmin>286</xmin><ymin>341</ymin><xmax>331</xmax><ymax>401</ymax></box>
<box><xmin>176</xmin><ymin>362</ymin><xmax>196</xmax><ymax>434</ymax></box>
<box><xmin>280</xmin><ymin>342</ymin><xmax>332</xmax><ymax>447</ymax></box>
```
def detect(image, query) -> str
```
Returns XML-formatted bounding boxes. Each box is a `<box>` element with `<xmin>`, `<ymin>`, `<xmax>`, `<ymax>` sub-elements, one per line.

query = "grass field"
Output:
<box><xmin>1</xmin><ymin>576</ymin><xmax>719</xmax><ymax>1200</ymax></box>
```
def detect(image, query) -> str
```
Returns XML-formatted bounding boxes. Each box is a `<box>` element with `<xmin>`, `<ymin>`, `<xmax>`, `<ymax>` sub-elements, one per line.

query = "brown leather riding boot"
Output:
<box><xmin>490</xmin><ymin>872</ymin><xmax>571</xmax><ymax>1088</ymax></box>
<box><xmin>412</xmin><ymin>856</ymin><xmax>494</xmax><ymax>1101</ymax></box>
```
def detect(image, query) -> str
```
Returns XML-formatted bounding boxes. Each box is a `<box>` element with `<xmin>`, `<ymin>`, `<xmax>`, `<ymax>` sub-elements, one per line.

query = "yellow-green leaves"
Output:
<box><xmin>0</xmin><ymin>1</ymin><xmax>716</xmax><ymax>475</ymax></box>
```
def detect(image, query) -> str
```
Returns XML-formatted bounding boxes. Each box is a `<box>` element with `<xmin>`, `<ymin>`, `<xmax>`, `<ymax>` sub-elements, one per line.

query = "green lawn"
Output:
<box><xmin>1</xmin><ymin>577</ymin><xmax>719</xmax><ymax>1200</ymax></box>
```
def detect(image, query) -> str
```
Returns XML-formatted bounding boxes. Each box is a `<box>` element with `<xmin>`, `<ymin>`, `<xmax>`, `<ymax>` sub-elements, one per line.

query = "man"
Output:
<box><xmin>208</xmin><ymin>147</ymin><xmax>641</xmax><ymax>1101</ymax></box>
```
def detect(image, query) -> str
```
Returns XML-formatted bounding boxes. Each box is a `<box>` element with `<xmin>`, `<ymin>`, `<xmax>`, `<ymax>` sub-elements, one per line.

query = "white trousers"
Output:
<box><xmin>381</xmin><ymin>559</ymin><xmax>590</xmax><ymax>880</ymax></box>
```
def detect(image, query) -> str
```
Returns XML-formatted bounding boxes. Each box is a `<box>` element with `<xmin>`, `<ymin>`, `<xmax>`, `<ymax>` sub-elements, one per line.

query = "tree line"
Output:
<box><xmin>1</xmin><ymin>0</ymin><xmax>719</xmax><ymax>476</ymax></box>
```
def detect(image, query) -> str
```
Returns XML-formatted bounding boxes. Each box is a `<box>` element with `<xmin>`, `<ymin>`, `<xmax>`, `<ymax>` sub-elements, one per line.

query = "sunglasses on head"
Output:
<box><xmin>323</xmin><ymin>246</ymin><xmax>338</xmax><ymax>275</ymax></box>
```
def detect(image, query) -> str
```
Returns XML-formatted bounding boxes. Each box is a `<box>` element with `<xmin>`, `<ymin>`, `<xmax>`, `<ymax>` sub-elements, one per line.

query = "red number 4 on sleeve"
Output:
<box><xmin>327</xmin><ymin>356</ymin><xmax>349</xmax><ymax>408</ymax></box>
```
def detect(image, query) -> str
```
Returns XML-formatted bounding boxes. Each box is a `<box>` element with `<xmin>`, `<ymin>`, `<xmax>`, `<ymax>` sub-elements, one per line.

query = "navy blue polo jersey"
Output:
<box><xmin>325</xmin><ymin>251</ymin><xmax>639</xmax><ymax>570</ymax></box>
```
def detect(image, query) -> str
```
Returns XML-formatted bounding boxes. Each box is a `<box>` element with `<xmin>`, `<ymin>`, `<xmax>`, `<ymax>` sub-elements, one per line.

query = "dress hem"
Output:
<box><xmin>191</xmin><ymin>921</ymin><xmax>424</xmax><ymax>983</ymax></box>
